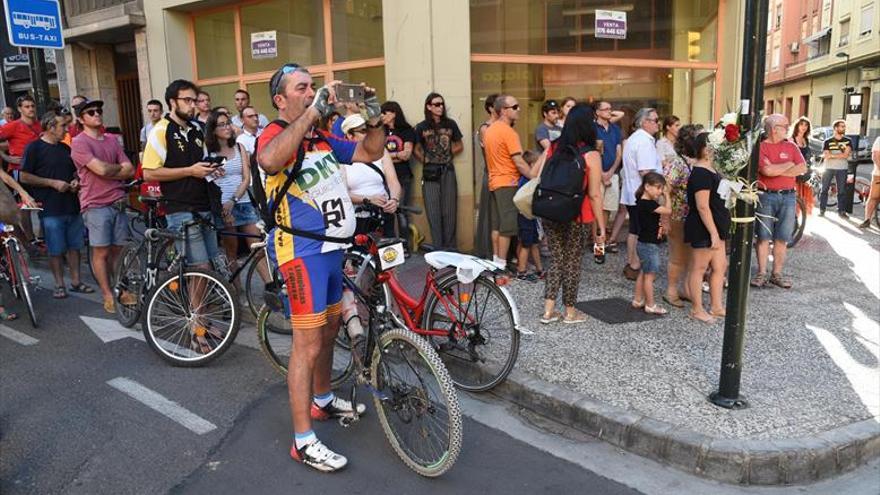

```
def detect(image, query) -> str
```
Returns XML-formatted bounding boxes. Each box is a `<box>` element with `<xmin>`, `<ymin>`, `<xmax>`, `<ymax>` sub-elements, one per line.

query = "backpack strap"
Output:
<box><xmin>361</xmin><ymin>160</ymin><xmax>390</xmax><ymax>197</ymax></box>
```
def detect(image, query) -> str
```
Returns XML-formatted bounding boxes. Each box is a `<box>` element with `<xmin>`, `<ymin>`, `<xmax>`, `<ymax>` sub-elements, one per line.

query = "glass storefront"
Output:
<box><xmin>190</xmin><ymin>0</ymin><xmax>383</xmax><ymax>113</ymax></box>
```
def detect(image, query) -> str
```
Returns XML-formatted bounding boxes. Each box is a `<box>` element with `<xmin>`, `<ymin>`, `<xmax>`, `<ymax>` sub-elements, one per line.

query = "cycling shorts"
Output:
<box><xmin>280</xmin><ymin>250</ymin><xmax>344</xmax><ymax>328</ymax></box>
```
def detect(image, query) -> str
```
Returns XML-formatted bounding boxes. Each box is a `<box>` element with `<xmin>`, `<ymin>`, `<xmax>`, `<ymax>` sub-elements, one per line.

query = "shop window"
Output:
<box><xmin>471</xmin><ymin>0</ymin><xmax>719</xmax><ymax>63</ymax></box>
<box><xmin>199</xmin><ymin>82</ymin><xmax>241</xmax><ymax>112</ymax></box>
<box><xmin>194</xmin><ymin>11</ymin><xmax>237</xmax><ymax>79</ymax></box>
<box><xmin>331</xmin><ymin>0</ymin><xmax>384</xmax><ymax>62</ymax></box>
<box><xmin>239</xmin><ymin>0</ymin><xmax>326</xmax><ymax>75</ymax></box>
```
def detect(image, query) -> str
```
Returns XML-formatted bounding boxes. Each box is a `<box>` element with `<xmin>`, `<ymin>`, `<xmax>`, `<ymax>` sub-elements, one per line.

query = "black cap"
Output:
<box><xmin>542</xmin><ymin>100</ymin><xmax>559</xmax><ymax>113</ymax></box>
<box><xmin>74</xmin><ymin>98</ymin><xmax>103</xmax><ymax>116</ymax></box>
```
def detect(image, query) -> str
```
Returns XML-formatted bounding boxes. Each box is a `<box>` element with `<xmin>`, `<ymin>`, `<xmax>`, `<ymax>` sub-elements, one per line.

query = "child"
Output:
<box><xmin>515</xmin><ymin>150</ymin><xmax>545</xmax><ymax>282</ymax></box>
<box><xmin>633</xmin><ymin>172</ymin><xmax>671</xmax><ymax>315</ymax></box>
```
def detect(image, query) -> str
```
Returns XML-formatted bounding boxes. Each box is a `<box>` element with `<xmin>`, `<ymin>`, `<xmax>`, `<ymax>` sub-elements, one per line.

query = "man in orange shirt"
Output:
<box><xmin>483</xmin><ymin>94</ymin><xmax>533</xmax><ymax>269</ymax></box>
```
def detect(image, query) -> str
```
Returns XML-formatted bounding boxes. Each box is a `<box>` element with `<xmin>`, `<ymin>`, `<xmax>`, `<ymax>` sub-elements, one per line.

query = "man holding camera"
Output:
<box><xmin>256</xmin><ymin>64</ymin><xmax>384</xmax><ymax>473</ymax></box>
<box><xmin>70</xmin><ymin>99</ymin><xmax>135</xmax><ymax>312</ymax></box>
<box><xmin>142</xmin><ymin>79</ymin><xmax>224</xmax><ymax>270</ymax></box>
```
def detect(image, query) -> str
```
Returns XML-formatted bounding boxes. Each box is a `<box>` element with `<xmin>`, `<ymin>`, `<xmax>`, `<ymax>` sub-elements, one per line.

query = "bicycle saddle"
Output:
<box><xmin>423</xmin><ymin>251</ymin><xmax>501</xmax><ymax>284</ymax></box>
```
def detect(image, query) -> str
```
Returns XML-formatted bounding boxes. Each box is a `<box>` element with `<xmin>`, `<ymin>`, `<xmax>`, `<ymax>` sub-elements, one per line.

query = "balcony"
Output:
<box><xmin>63</xmin><ymin>0</ymin><xmax>140</xmax><ymax>19</ymax></box>
<box><xmin>62</xmin><ymin>0</ymin><xmax>144</xmax><ymax>43</ymax></box>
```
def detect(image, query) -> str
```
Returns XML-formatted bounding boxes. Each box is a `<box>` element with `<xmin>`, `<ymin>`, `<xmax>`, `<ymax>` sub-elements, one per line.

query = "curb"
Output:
<box><xmin>490</xmin><ymin>368</ymin><xmax>880</xmax><ymax>485</ymax></box>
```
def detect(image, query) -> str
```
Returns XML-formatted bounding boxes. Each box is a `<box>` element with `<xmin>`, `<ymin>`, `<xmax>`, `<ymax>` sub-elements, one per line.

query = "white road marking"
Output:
<box><xmin>0</xmin><ymin>324</ymin><xmax>38</xmax><ymax>345</ymax></box>
<box><xmin>107</xmin><ymin>377</ymin><xmax>217</xmax><ymax>435</ymax></box>
<box><xmin>80</xmin><ymin>316</ymin><xmax>145</xmax><ymax>343</ymax></box>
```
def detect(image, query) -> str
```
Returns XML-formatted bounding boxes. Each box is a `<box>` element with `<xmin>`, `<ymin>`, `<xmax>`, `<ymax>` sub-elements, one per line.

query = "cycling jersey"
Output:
<box><xmin>257</xmin><ymin>123</ymin><xmax>357</xmax><ymax>266</ymax></box>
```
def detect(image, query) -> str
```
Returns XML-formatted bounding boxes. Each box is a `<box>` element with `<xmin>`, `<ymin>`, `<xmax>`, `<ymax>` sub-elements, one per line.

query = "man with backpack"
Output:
<box><xmin>255</xmin><ymin>64</ymin><xmax>385</xmax><ymax>473</ymax></box>
<box><xmin>483</xmin><ymin>94</ymin><xmax>533</xmax><ymax>271</ymax></box>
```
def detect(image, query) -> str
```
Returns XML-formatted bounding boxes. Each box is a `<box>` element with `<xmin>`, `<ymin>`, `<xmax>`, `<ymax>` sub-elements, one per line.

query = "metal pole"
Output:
<box><xmin>26</xmin><ymin>48</ymin><xmax>51</xmax><ymax>117</ymax></box>
<box><xmin>709</xmin><ymin>0</ymin><xmax>771</xmax><ymax>410</ymax></box>
<box><xmin>841</xmin><ymin>56</ymin><xmax>850</xmax><ymax>119</ymax></box>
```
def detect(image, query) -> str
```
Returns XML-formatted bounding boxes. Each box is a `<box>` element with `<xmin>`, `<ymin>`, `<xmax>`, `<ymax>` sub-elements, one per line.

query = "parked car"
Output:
<box><xmin>807</xmin><ymin>126</ymin><xmax>871</xmax><ymax>164</ymax></box>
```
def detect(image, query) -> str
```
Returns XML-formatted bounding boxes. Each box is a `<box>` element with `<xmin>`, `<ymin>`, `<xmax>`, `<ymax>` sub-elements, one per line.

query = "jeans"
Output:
<box><xmin>820</xmin><ymin>168</ymin><xmax>847</xmax><ymax>213</ymax></box>
<box><xmin>755</xmin><ymin>191</ymin><xmax>796</xmax><ymax>243</ymax></box>
<box><xmin>165</xmin><ymin>211</ymin><xmax>220</xmax><ymax>266</ymax></box>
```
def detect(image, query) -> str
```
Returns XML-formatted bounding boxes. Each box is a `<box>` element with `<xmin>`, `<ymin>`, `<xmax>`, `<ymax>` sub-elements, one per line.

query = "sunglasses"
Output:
<box><xmin>351</xmin><ymin>128</ymin><xmax>367</xmax><ymax>135</ymax></box>
<box><xmin>271</xmin><ymin>63</ymin><xmax>303</xmax><ymax>96</ymax></box>
<box><xmin>505</xmin><ymin>104</ymin><xmax>520</xmax><ymax>111</ymax></box>
<box><xmin>430</xmin><ymin>101</ymin><xmax>445</xmax><ymax>107</ymax></box>
<box><xmin>84</xmin><ymin>108</ymin><xmax>103</xmax><ymax>117</ymax></box>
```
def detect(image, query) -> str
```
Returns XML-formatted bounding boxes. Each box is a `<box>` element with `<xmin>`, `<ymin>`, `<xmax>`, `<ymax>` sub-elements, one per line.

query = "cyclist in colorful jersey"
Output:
<box><xmin>256</xmin><ymin>63</ymin><xmax>385</xmax><ymax>472</ymax></box>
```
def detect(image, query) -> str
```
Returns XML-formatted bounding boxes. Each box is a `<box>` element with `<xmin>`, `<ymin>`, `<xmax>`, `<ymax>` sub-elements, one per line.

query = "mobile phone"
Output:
<box><xmin>206</xmin><ymin>155</ymin><xmax>226</xmax><ymax>167</ymax></box>
<box><xmin>336</xmin><ymin>83</ymin><xmax>365</xmax><ymax>103</ymax></box>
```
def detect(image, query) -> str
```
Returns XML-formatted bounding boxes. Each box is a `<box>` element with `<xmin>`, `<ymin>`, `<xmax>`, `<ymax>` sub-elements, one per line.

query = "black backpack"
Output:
<box><xmin>532</xmin><ymin>145</ymin><xmax>588</xmax><ymax>223</ymax></box>
<box><xmin>250</xmin><ymin>121</ymin><xmax>353</xmax><ymax>244</ymax></box>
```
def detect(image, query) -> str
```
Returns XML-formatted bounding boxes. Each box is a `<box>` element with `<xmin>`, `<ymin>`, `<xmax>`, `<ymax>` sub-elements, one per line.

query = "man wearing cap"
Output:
<box><xmin>256</xmin><ymin>63</ymin><xmax>385</xmax><ymax>473</ymax></box>
<box><xmin>534</xmin><ymin>100</ymin><xmax>561</xmax><ymax>150</ymax></box>
<box><xmin>70</xmin><ymin>98</ymin><xmax>135</xmax><ymax>312</ymax></box>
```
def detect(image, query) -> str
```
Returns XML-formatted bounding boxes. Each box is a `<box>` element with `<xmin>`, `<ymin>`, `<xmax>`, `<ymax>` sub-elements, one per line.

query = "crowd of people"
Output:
<box><xmin>1</xmin><ymin>61</ymin><xmax>880</xmax><ymax>472</ymax></box>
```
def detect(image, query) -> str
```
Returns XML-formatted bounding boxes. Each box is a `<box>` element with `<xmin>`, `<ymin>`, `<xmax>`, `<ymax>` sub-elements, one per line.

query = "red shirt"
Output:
<box><xmin>547</xmin><ymin>142</ymin><xmax>596</xmax><ymax>224</ymax></box>
<box><xmin>758</xmin><ymin>140</ymin><xmax>805</xmax><ymax>191</ymax></box>
<box><xmin>0</xmin><ymin>119</ymin><xmax>41</xmax><ymax>168</ymax></box>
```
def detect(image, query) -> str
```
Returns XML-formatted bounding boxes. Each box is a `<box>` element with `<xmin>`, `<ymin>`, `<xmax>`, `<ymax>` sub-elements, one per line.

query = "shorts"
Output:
<box><xmin>517</xmin><ymin>214</ymin><xmax>539</xmax><ymax>247</ymax></box>
<box><xmin>870</xmin><ymin>175</ymin><xmax>880</xmax><ymax>201</ymax></box>
<box><xmin>603</xmin><ymin>174</ymin><xmax>620</xmax><ymax>212</ymax></box>
<box><xmin>166</xmin><ymin>210</ymin><xmax>220</xmax><ymax>265</ymax></box>
<box><xmin>490</xmin><ymin>187</ymin><xmax>519</xmax><ymax>236</ymax></box>
<box><xmin>41</xmin><ymin>214</ymin><xmax>85</xmax><ymax>256</ymax></box>
<box><xmin>216</xmin><ymin>202</ymin><xmax>260</xmax><ymax>228</ymax></box>
<box><xmin>280</xmin><ymin>250</ymin><xmax>344</xmax><ymax>328</ymax></box>
<box><xmin>82</xmin><ymin>205</ymin><xmax>129</xmax><ymax>247</ymax></box>
<box><xmin>636</xmin><ymin>241</ymin><xmax>661</xmax><ymax>274</ymax></box>
<box><xmin>755</xmin><ymin>191</ymin><xmax>796</xmax><ymax>243</ymax></box>
<box><xmin>626</xmin><ymin>204</ymin><xmax>640</xmax><ymax>235</ymax></box>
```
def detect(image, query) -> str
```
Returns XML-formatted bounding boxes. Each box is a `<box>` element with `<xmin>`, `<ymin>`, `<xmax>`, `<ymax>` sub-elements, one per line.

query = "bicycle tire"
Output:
<box><xmin>854</xmin><ymin>177</ymin><xmax>870</xmax><ymax>205</ymax></box>
<box><xmin>256</xmin><ymin>305</ymin><xmax>355</xmax><ymax>387</ymax></box>
<box><xmin>244</xmin><ymin>253</ymin><xmax>289</xmax><ymax>335</ymax></box>
<box><xmin>114</xmin><ymin>243</ymin><xmax>146</xmax><ymax>327</ymax></box>
<box><xmin>423</xmin><ymin>273</ymin><xmax>519</xmax><ymax>392</ymax></box>
<box><xmin>10</xmin><ymin>244</ymin><xmax>37</xmax><ymax>327</ymax></box>
<box><xmin>372</xmin><ymin>328</ymin><xmax>462</xmax><ymax>477</ymax></box>
<box><xmin>788</xmin><ymin>196</ymin><xmax>807</xmax><ymax>248</ymax></box>
<box><xmin>826</xmin><ymin>183</ymin><xmax>838</xmax><ymax>208</ymax></box>
<box><xmin>143</xmin><ymin>268</ymin><xmax>240</xmax><ymax>367</ymax></box>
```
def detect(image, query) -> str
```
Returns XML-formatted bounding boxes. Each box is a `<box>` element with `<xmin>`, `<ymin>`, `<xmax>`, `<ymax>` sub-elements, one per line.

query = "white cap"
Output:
<box><xmin>340</xmin><ymin>114</ymin><xmax>366</xmax><ymax>135</ymax></box>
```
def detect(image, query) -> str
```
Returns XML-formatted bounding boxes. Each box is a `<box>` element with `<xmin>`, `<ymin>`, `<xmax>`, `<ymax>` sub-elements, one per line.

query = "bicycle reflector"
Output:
<box><xmin>354</xmin><ymin>234</ymin><xmax>369</xmax><ymax>246</ymax></box>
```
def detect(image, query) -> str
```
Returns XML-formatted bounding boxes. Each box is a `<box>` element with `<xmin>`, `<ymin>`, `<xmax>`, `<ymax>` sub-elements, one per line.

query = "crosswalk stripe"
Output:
<box><xmin>0</xmin><ymin>324</ymin><xmax>39</xmax><ymax>345</ymax></box>
<box><xmin>107</xmin><ymin>377</ymin><xmax>217</xmax><ymax>435</ymax></box>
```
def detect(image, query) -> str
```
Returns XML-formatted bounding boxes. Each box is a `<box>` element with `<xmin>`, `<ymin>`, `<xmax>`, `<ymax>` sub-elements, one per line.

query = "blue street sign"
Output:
<box><xmin>3</xmin><ymin>0</ymin><xmax>65</xmax><ymax>50</ymax></box>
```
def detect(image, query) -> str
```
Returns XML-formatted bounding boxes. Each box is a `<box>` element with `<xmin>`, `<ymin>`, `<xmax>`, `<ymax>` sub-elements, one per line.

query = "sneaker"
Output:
<box><xmin>311</xmin><ymin>395</ymin><xmax>367</xmax><ymax>421</ymax></box>
<box><xmin>290</xmin><ymin>440</ymin><xmax>348</xmax><ymax>472</ymax></box>
<box><xmin>516</xmin><ymin>271</ymin><xmax>538</xmax><ymax>282</ymax></box>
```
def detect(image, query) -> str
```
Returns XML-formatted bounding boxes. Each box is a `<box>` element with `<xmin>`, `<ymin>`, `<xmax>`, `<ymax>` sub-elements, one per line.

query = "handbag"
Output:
<box><xmin>422</xmin><ymin>163</ymin><xmax>444</xmax><ymax>182</ymax></box>
<box><xmin>513</xmin><ymin>176</ymin><xmax>540</xmax><ymax>219</ymax></box>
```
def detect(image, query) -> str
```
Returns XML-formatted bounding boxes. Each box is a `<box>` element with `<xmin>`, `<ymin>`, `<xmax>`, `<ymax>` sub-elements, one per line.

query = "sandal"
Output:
<box><xmin>539</xmin><ymin>311</ymin><xmax>562</xmax><ymax>325</ymax></box>
<box><xmin>750</xmin><ymin>272</ymin><xmax>767</xmax><ymax>288</ymax></box>
<box><xmin>662</xmin><ymin>294</ymin><xmax>685</xmax><ymax>308</ymax></box>
<box><xmin>769</xmin><ymin>273</ymin><xmax>792</xmax><ymax>289</ymax></box>
<box><xmin>644</xmin><ymin>304</ymin><xmax>668</xmax><ymax>315</ymax></box>
<box><xmin>53</xmin><ymin>286</ymin><xmax>68</xmax><ymax>299</ymax></box>
<box><xmin>606</xmin><ymin>242</ymin><xmax>619</xmax><ymax>253</ymax></box>
<box><xmin>0</xmin><ymin>309</ymin><xmax>18</xmax><ymax>321</ymax></box>
<box><xmin>69</xmin><ymin>282</ymin><xmax>95</xmax><ymax>294</ymax></box>
<box><xmin>562</xmin><ymin>310</ymin><xmax>588</xmax><ymax>324</ymax></box>
<box><xmin>631</xmin><ymin>298</ymin><xmax>645</xmax><ymax>309</ymax></box>
<box><xmin>709</xmin><ymin>308</ymin><xmax>727</xmax><ymax>317</ymax></box>
<box><xmin>689</xmin><ymin>311</ymin><xmax>716</xmax><ymax>324</ymax></box>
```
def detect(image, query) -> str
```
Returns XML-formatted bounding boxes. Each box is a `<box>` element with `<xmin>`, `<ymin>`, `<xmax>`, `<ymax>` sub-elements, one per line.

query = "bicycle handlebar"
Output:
<box><xmin>144</xmin><ymin>228</ymin><xmax>177</xmax><ymax>242</ymax></box>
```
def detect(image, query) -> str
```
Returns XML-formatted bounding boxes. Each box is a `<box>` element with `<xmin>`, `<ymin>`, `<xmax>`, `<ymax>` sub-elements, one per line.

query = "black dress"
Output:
<box><xmin>684</xmin><ymin>166</ymin><xmax>731</xmax><ymax>245</ymax></box>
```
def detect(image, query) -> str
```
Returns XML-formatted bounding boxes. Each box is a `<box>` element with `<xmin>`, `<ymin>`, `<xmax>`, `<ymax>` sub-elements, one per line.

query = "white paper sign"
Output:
<box><xmin>717</xmin><ymin>178</ymin><xmax>743</xmax><ymax>201</ymax></box>
<box><xmin>595</xmin><ymin>10</ymin><xmax>627</xmax><ymax>40</ymax></box>
<box><xmin>251</xmin><ymin>31</ymin><xmax>277</xmax><ymax>60</ymax></box>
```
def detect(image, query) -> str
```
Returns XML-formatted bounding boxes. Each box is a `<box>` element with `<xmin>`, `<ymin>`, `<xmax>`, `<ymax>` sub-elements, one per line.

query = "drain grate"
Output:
<box><xmin>574</xmin><ymin>297</ymin><xmax>662</xmax><ymax>324</ymax></box>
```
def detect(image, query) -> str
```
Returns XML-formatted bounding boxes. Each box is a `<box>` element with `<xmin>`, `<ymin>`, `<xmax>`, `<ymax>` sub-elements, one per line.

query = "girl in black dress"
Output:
<box><xmin>682</xmin><ymin>132</ymin><xmax>731</xmax><ymax>324</ymax></box>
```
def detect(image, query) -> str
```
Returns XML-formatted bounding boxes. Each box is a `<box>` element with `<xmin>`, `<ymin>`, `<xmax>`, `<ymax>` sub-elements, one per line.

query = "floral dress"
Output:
<box><xmin>656</xmin><ymin>137</ymin><xmax>691</xmax><ymax>221</ymax></box>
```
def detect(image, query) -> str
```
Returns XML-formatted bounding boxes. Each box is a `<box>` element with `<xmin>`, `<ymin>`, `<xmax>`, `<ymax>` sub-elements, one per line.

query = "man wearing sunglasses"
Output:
<box><xmin>70</xmin><ymin>98</ymin><xmax>136</xmax><ymax>312</ymax></box>
<box><xmin>257</xmin><ymin>63</ymin><xmax>385</xmax><ymax>473</ymax></box>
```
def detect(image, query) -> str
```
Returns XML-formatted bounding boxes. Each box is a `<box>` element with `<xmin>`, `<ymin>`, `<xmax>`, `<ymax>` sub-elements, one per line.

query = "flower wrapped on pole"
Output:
<box><xmin>707</xmin><ymin>111</ymin><xmax>763</xmax><ymax>210</ymax></box>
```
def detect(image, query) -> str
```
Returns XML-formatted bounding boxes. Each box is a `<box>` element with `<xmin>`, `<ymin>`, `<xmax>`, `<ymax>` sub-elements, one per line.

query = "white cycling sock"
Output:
<box><xmin>313</xmin><ymin>392</ymin><xmax>334</xmax><ymax>408</ymax></box>
<box><xmin>294</xmin><ymin>430</ymin><xmax>317</xmax><ymax>449</ymax></box>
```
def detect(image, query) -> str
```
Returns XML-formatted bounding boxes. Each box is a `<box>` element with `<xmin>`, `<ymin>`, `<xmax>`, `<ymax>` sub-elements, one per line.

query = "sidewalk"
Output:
<box><xmin>398</xmin><ymin>205</ymin><xmax>880</xmax><ymax>485</ymax></box>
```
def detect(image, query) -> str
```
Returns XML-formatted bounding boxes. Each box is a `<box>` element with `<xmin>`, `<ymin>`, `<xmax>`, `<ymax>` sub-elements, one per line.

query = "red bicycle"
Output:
<box><xmin>0</xmin><ymin>219</ymin><xmax>38</xmax><ymax>327</ymax></box>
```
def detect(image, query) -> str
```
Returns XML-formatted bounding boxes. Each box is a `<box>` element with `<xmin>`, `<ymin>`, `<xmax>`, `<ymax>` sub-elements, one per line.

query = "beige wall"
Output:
<box><xmin>383</xmin><ymin>0</ymin><xmax>474</xmax><ymax>251</ymax></box>
<box><xmin>142</xmin><ymin>0</ymin><xmax>197</xmax><ymax>100</ymax></box>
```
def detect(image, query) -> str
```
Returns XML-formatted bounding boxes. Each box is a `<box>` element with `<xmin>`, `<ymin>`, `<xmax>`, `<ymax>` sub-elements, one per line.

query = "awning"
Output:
<box><xmin>803</xmin><ymin>27</ymin><xmax>831</xmax><ymax>44</ymax></box>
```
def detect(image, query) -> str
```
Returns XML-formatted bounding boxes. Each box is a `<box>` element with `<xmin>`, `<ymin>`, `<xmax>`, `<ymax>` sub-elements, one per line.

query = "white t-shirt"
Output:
<box><xmin>139</xmin><ymin>121</ymin><xmax>157</xmax><ymax>146</ymax></box>
<box><xmin>345</xmin><ymin>161</ymin><xmax>388</xmax><ymax>212</ymax></box>
<box><xmin>621</xmin><ymin>128</ymin><xmax>662</xmax><ymax>206</ymax></box>
<box><xmin>236</xmin><ymin>128</ymin><xmax>262</xmax><ymax>185</ymax></box>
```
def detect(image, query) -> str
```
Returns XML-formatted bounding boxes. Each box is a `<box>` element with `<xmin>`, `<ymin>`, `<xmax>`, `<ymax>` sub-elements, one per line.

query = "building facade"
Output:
<box><xmin>60</xmin><ymin>0</ymin><xmax>748</xmax><ymax>251</ymax></box>
<box><xmin>764</xmin><ymin>0</ymin><xmax>880</xmax><ymax>143</ymax></box>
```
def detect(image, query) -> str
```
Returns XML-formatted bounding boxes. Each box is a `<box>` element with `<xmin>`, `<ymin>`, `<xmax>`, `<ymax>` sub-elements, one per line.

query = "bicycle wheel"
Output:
<box><xmin>371</xmin><ymin>328</ymin><xmax>462</xmax><ymax>477</ymax></box>
<box><xmin>244</xmin><ymin>253</ymin><xmax>289</xmax><ymax>335</ymax></box>
<box><xmin>423</xmin><ymin>274</ymin><xmax>519</xmax><ymax>392</ymax></box>
<box><xmin>788</xmin><ymin>196</ymin><xmax>806</xmax><ymax>248</ymax></box>
<box><xmin>257</xmin><ymin>304</ymin><xmax>355</xmax><ymax>387</ymax></box>
<box><xmin>826</xmin><ymin>182</ymin><xmax>838</xmax><ymax>208</ymax></box>
<box><xmin>113</xmin><ymin>243</ymin><xmax>146</xmax><ymax>327</ymax></box>
<box><xmin>854</xmin><ymin>177</ymin><xmax>870</xmax><ymax>205</ymax></box>
<box><xmin>143</xmin><ymin>268</ymin><xmax>240</xmax><ymax>366</ymax></box>
<box><xmin>9</xmin><ymin>244</ymin><xmax>37</xmax><ymax>327</ymax></box>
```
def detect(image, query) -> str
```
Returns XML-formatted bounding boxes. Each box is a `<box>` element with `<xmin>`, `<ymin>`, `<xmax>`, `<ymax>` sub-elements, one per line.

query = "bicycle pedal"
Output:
<box><xmin>338</xmin><ymin>416</ymin><xmax>359</xmax><ymax>428</ymax></box>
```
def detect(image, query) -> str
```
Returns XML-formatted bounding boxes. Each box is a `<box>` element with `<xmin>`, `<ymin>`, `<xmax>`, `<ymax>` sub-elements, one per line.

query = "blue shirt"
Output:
<box><xmin>331</xmin><ymin>117</ymin><xmax>345</xmax><ymax>138</ymax></box>
<box><xmin>594</xmin><ymin>121</ymin><xmax>622</xmax><ymax>172</ymax></box>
